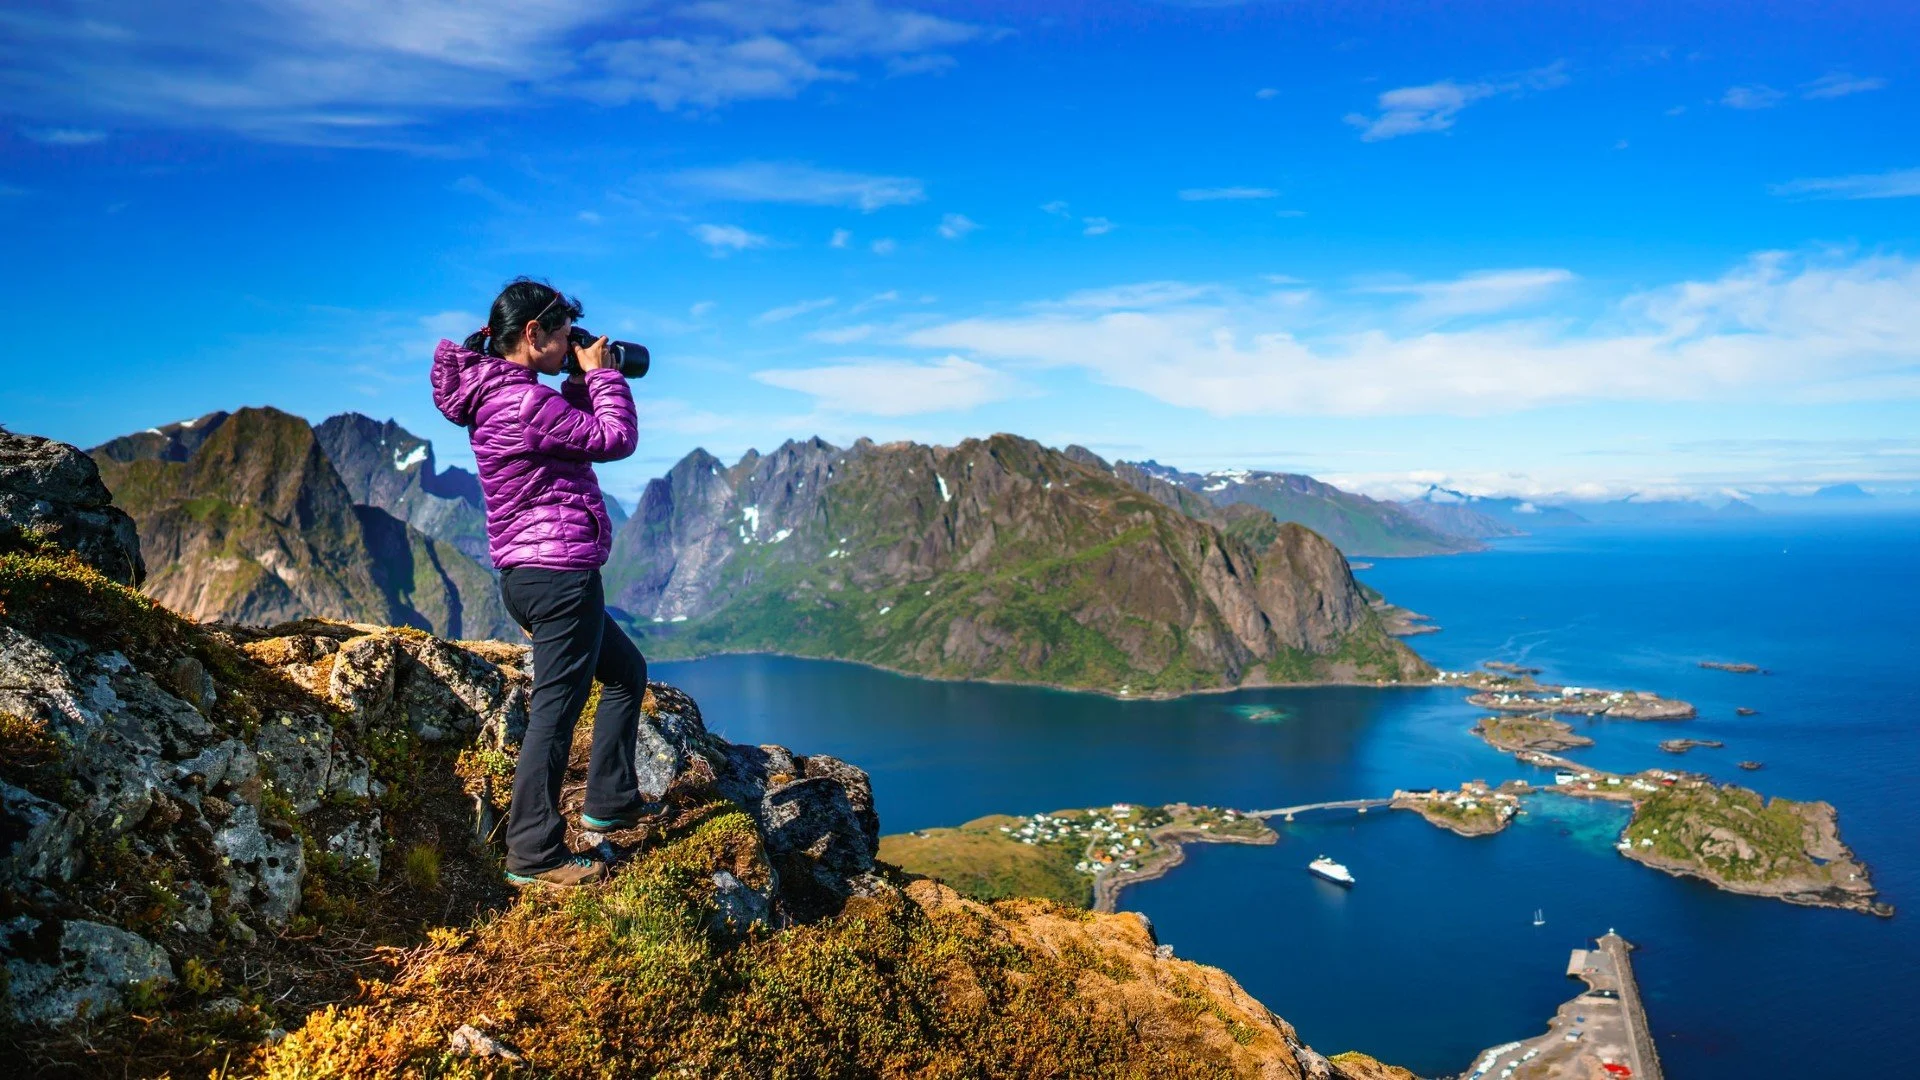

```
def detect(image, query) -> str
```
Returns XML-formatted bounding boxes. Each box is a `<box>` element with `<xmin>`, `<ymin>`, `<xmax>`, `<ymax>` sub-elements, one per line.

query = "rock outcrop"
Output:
<box><xmin>92</xmin><ymin>408</ymin><xmax>513</xmax><ymax>640</ymax></box>
<box><xmin>0</xmin><ymin>428</ymin><xmax>145</xmax><ymax>585</ymax></box>
<box><xmin>607</xmin><ymin>434</ymin><xmax>1430</xmax><ymax>695</ymax></box>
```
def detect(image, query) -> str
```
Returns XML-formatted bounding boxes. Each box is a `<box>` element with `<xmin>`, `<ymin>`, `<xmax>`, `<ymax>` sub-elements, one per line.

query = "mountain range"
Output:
<box><xmin>1124</xmin><ymin>461</ymin><xmax>1497</xmax><ymax>556</ymax></box>
<box><xmin>92</xmin><ymin>408</ymin><xmax>515</xmax><ymax>640</ymax></box>
<box><xmin>606</xmin><ymin>435</ymin><xmax>1430</xmax><ymax>695</ymax></box>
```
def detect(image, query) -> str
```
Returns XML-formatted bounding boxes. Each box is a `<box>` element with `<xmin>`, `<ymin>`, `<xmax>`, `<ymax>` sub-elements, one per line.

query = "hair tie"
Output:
<box><xmin>477</xmin><ymin>325</ymin><xmax>492</xmax><ymax>336</ymax></box>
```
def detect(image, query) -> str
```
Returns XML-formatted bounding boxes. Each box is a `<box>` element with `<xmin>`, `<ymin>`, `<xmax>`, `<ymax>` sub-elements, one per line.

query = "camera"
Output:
<box><xmin>563</xmin><ymin>327</ymin><xmax>650</xmax><ymax>379</ymax></box>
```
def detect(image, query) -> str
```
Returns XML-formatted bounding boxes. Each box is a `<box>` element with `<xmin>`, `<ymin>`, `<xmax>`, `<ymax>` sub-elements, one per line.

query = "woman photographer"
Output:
<box><xmin>431</xmin><ymin>278</ymin><xmax>646</xmax><ymax>888</ymax></box>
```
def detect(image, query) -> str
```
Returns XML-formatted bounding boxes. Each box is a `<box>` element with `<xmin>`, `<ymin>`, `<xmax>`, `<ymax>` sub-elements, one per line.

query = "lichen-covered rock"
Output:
<box><xmin>214</xmin><ymin>803</ymin><xmax>306</xmax><ymax>927</ymax></box>
<box><xmin>2</xmin><ymin>917</ymin><xmax>173</xmax><ymax>1025</ymax></box>
<box><xmin>0</xmin><ymin>429</ymin><xmax>145</xmax><ymax>586</ymax></box>
<box><xmin>1</xmin><ymin>782</ymin><xmax>80</xmax><ymax>887</ymax></box>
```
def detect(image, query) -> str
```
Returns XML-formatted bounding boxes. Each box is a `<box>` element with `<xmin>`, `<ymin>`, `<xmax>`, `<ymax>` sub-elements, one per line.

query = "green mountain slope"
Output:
<box><xmin>607</xmin><ymin>434</ymin><xmax>1429</xmax><ymax>695</ymax></box>
<box><xmin>93</xmin><ymin>408</ymin><xmax>513</xmax><ymax>639</ymax></box>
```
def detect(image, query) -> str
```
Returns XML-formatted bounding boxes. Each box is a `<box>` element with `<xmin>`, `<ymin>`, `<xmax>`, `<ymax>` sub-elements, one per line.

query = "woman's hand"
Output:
<box><xmin>575</xmin><ymin>334</ymin><xmax>612</xmax><ymax>373</ymax></box>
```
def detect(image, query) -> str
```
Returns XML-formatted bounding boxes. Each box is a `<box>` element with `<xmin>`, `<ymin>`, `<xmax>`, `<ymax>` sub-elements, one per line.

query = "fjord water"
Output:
<box><xmin>653</xmin><ymin>517</ymin><xmax>1918</xmax><ymax>1078</ymax></box>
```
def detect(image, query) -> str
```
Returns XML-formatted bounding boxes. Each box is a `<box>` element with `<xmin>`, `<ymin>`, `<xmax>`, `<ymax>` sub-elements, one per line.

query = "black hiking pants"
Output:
<box><xmin>498</xmin><ymin>566</ymin><xmax>647</xmax><ymax>873</ymax></box>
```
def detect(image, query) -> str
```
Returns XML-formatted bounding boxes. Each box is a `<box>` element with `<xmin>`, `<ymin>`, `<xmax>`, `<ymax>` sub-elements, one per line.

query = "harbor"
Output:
<box><xmin>1458</xmin><ymin>932</ymin><xmax>1663</xmax><ymax>1080</ymax></box>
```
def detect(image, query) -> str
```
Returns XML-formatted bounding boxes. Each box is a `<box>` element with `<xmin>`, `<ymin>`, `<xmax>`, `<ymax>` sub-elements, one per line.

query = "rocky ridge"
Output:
<box><xmin>1122</xmin><ymin>459</ymin><xmax>1484</xmax><ymax>557</ymax></box>
<box><xmin>1</xmin><ymin>434</ymin><xmax>1410</xmax><ymax>1078</ymax></box>
<box><xmin>608</xmin><ymin>434</ymin><xmax>1430</xmax><ymax>695</ymax></box>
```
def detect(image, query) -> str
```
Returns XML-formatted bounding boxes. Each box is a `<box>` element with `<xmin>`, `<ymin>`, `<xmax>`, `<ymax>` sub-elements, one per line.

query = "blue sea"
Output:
<box><xmin>654</xmin><ymin>516</ymin><xmax>1919</xmax><ymax>1078</ymax></box>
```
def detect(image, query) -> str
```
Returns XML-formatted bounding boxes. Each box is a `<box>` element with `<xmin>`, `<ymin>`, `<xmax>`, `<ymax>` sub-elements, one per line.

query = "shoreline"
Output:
<box><xmin>1091</xmin><ymin>826</ymin><xmax>1277</xmax><ymax>912</ymax></box>
<box><xmin>645</xmin><ymin>645</ymin><xmax>1448</xmax><ymax>702</ymax></box>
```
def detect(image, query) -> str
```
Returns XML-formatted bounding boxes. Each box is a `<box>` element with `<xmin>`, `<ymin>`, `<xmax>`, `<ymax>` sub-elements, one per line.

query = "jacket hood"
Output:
<box><xmin>432</xmin><ymin>339</ymin><xmax>499</xmax><ymax>427</ymax></box>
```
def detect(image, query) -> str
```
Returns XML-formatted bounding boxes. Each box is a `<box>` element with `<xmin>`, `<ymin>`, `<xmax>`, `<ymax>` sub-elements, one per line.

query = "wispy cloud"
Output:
<box><xmin>1081</xmin><ymin>217</ymin><xmax>1113</xmax><ymax>236</ymax></box>
<box><xmin>755</xmin><ymin>296</ymin><xmax>838</xmax><ymax>324</ymax></box>
<box><xmin>692</xmin><ymin>223</ymin><xmax>770</xmax><ymax>255</ymax></box>
<box><xmin>1802</xmin><ymin>72</ymin><xmax>1887</xmax><ymax>100</ymax></box>
<box><xmin>673</xmin><ymin>161</ymin><xmax>925</xmax><ymax>211</ymax></box>
<box><xmin>1178</xmin><ymin>186</ymin><xmax>1278</xmax><ymax>201</ymax></box>
<box><xmin>21</xmin><ymin>126</ymin><xmax>107</xmax><ymax>145</ymax></box>
<box><xmin>1040</xmin><ymin>200</ymin><xmax>1071</xmax><ymax>216</ymax></box>
<box><xmin>1721</xmin><ymin>84</ymin><xmax>1785</xmax><ymax>109</ymax></box>
<box><xmin>870</xmin><ymin>237</ymin><xmax>897</xmax><ymax>254</ymax></box>
<box><xmin>0</xmin><ymin>1</ymin><xmax>984</xmax><ymax>144</ymax></box>
<box><xmin>1346</xmin><ymin>62</ymin><xmax>1568</xmax><ymax>141</ymax></box>
<box><xmin>903</xmin><ymin>252</ymin><xmax>1920</xmax><ymax>417</ymax></box>
<box><xmin>754</xmin><ymin>355</ymin><xmax>1021</xmax><ymax>415</ymax></box>
<box><xmin>1254</xmin><ymin>87</ymin><xmax>1278</xmax><ymax>100</ymax></box>
<box><xmin>937</xmin><ymin>212</ymin><xmax>978</xmax><ymax>239</ymax></box>
<box><xmin>1771</xmin><ymin>168</ymin><xmax>1920</xmax><ymax>201</ymax></box>
<box><xmin>1357</xmin><ymin>268</ymin><xmax>1575</xmax><ymax>318</ymax></box>
<box><xmin>830</xmin><ymin>228</ymin><xmax>852</xmax><ymax>248</ymax></box>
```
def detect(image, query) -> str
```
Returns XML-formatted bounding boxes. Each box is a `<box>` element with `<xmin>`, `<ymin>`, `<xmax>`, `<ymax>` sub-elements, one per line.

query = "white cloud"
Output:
<box><xmin>1081</xmin><ymin>217</ymin><xmax>1113</xmax><ymax>236</ymax></box>
<box><xmin>1346</xmin><ymin>62</ymin><xmax>1567</xmax><ymax>141</ymax></box>
<box><xmin>1254</xmin><ymin>87</ymin><xmax>1278</xmax><ymax>100</ymax></box>
<box><xmin>830</xmin><ymin>228</ymin><xmax>852</xmax><ymax>248</ymax></box>
<box><xmin>673</xmin><ymin>161</ymin><xmax>924</xmax><ymax>211</ymax></box>
<box><xmin>1772</xmin><ymin>168</ymin><xmax>1920</xmax><ymax>200</ymax></box>
<box><xmin>755</xmin><ymin>296</ymin><xmax>838</xmax><ymax>324</ymax></box>
<box><xmin>902</xmin><ymin>252</ymin><xmax>1920</xmax><ymax>417</ymax></box>
<box><xmin>692</xmin><ymin>223</ymin><xmax>770</xmax><ymax>254</ymax></box>
<box><xmin>690</xmin><ymin>300</ymin><xmax>717</xmax><ymax>317</ymax></box>
<box><xmin>1039</xmin><ymin>199</ymin><xmax>1071</xmax><ymax>216</ymax></box>
<box><xmin>1721</xmin><ymin>84</ymin><xmax>1785</xmax><ymax>109</ymax></box>
<box><xmin>1357</xmin><ymin>268</ymin><xmax>1575</xmax><ymax>318</ymax></box>
<box><xmin>0</xmin><ymin>1</ymin><xmax>984</xmax><ymax>143</ymax></box>
<box><xmin>754</xmin><ymin>355</ymin><xmax>1020</xmax><ymax>415</ymax></box>
<box><xmin>576</xmin><ymin>209</ymin><xmax>603</xmax><ymax>224</ymax></box>
<box><xmin>808</xmin><ymin>324</ymin><xmax>877</xmax><ymax>344</ymax></box>
<box><xmin>937</xmin><ymin>212</ymin><xmax>979</xmax><ymax>239</ymax></box>
<box><xmin>850</xmin><ymin>289</ymin><xmax>900</xmax><ymax>313</ymax></box>
<box><xmin>1802</xmin><ymin>72</ymin><xmax>1887</xmax><ymax>100</ymax></box>
<box><xmin>1178</xmin><ymin>186</ymin><xmax>1278</xmax><ymax>201</ymax></box>
<box><xmin>22</xmin><ymin>126</ymin><xmax>107</xmax><ymax>144</ymax></box>
<box><xmin>870</xmin><ymin>237</ymin><xmax>897</xmax><ymax>254</ymax></box>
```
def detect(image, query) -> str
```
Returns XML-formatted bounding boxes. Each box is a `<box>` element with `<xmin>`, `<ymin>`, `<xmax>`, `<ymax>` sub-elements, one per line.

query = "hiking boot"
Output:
<box><xmin>580</xmin><ymin>802</ymin><xmax>658</xmax><ymax>832</ymax></box>
<box><xmin>505</xmin><ymin>854</ymin><xmax>605</xmax><ymax>889</ymax></box>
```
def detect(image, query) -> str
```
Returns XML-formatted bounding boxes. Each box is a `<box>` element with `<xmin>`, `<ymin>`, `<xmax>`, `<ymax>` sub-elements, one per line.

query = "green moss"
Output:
<box><xmin>1624</xmin><ymin>783</ymin><xmax>1823</xmax><ymax>883</ymax></box>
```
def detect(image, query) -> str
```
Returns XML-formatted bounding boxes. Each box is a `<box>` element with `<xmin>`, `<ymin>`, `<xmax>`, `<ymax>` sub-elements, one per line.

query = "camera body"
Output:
<box><xmin>563</xmin><ymin>327</ymin><xmax>650</xmax><ymax>379</ymax></box>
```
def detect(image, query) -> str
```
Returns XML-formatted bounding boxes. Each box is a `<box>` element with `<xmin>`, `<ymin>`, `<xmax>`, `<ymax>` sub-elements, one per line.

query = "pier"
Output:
<box><xmin>1456</xmin><ymin>931</ymin><xmax>1662</xmax><ymax>1080</ymax></box>
<box><xmin>1246</xmin><ymin>797</ymin><xmax>1394</xmax><ymax>822</ymax></box>
<box><xmin>1600</xmin><ymin>932</ymin><xmax>1663</xmax><ymax>1080</ymax></box>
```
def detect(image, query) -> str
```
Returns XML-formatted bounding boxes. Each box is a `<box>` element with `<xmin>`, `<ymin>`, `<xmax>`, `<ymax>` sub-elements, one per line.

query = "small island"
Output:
<box><xmin>1473</xmin><ymin>715</ymin><xmax>1595</xmax><ymax>754</ymax></box>
<box><xmin>879</xmin><ymin>803</ymin><xmax>1275</xmax><ymax>912</ymax></box>
<box><xmin>1736</xmin><ymin>706</ymin><xmax>1760</xmax><ymax>716</ymax></box>
<box><xmin>1619</xmin><ymin>781</ymin><xmax>1887</xmax><ymax>916</ymax></box>
<box><xmin>1738</xmin><ymin>760</ymin><xmax>1765</xmax><ymax>771</ymax></box>
<box><xmin>1392</xmin><ymin>781</ymin><xmax>1522</xmax><ymax>837</ymax></box>
<box><xmin>1701</xmin><ymin>661</ymin><xmax>1769</xmax><ymax>674</ymax></box>
<box><xmin>1659</xmin><ymin>738</ymin><xmax>1725</xmax><ymax>754</ymax></box>
<box><xmin>1435</xmin><ymin>668</ymin><xmax>1696</xmax><ymax>720</ymax></box>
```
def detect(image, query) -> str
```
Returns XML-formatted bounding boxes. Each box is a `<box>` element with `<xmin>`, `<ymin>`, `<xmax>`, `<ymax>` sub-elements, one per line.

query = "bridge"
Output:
<box><xmin>1246</xmin><ymin>797</ymin><xmax>1395</xmax><ymax>822</ymax></box>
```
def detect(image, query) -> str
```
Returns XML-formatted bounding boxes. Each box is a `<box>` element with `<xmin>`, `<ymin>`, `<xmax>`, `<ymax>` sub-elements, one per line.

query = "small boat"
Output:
<box><xmin>1308</xmin><ymin>856</ymin><xmax>1354</xmax><ymax>886</ymax></box>
<box><xmin>1533</xmin><ymin>909</ymin><xmax>1546</xmax><ymax>926</ymax></box>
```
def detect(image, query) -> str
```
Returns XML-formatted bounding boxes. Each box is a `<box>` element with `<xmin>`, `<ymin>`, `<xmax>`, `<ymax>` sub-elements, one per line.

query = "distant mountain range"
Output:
<box><xmin>93</xmin><ymin>408</ymin><xmax>515</xmax><ymax>639</ymax></box>
<box><xmin>606</xmin><ymin>435</ymin><xmax>1430</xmax><ymax>695</ymax></box>
<box><xmin>1123</xmin><ymin>461</ymin><xmax>1490</xmax><ymax>557</ymax></box>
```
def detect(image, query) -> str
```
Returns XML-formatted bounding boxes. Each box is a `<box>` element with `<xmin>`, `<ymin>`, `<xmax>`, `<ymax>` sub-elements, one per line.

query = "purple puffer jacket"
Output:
<box><xmin>430</xmin><ymin>339</ymin><xmax>637</xmax><ymax>571</ymax></box>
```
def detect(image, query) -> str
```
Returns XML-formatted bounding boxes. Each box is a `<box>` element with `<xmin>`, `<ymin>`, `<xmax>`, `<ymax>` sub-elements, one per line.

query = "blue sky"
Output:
<box><xmin>3</xmin><ymin>0</ymin><xmax>1917</xmax><ymax>506</ymax></box>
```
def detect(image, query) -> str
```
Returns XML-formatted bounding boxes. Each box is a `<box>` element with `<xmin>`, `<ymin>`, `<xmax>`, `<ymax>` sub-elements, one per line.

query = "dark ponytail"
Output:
<box><xmin>463</xmin><ymin>277</ymin><xmax>584</xmax><ymax>357</ymax></box>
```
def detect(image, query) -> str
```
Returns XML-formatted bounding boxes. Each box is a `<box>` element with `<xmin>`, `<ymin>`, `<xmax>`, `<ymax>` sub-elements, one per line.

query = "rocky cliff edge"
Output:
<box><xmin>1</xmin><ymin>435</ymin><xmax>1409</xmax><ymax>1079</ymax></box>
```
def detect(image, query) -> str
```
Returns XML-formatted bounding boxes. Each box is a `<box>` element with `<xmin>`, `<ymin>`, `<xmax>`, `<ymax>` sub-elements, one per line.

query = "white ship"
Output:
<box><xmin>1308</xmin><ymin>855</ymin><xmax>1354</xmax><ymax>886</ymax></box>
